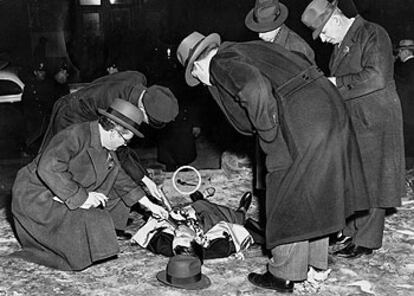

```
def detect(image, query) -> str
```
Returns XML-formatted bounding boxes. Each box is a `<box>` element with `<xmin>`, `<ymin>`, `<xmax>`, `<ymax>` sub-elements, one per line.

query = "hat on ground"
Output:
<box><xmin>156</xmin><ymin>255</ymin><xmax>211</xmax><ymax>290</ymax></box>
<box><xmin>98</xmin><ymin>98</ymin><xmax>144</xmax><ymax>138</ymax></box>
<box><xmin>245</xmin><ymin>0</ymin><xmax>289</xmax><ymax>33</ymax></box>
<box><xmin>396</xmin><ymin>39</ymin><xmax>414</xmax><ymax>51</ymax></box>
<box><xmin>143</xmin><ymin>85</ymin><xmax>179</xmax><ymax>128</ymax></box>
<box><xmin>177</xmin><ymin>32</ymin><xmax>221</xmax><ymax>86</ymax></box>
<box><xmin>301</xmin><ymin>0</ymin><xmax>338</xmax><ymax>40</ymax></box>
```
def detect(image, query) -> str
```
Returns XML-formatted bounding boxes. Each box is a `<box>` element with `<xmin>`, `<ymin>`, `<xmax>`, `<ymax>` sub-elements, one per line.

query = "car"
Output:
<box><xmin>0</xmin><ymin>70</ymin><xmax>25</xmax><ymax>103</ymax></box>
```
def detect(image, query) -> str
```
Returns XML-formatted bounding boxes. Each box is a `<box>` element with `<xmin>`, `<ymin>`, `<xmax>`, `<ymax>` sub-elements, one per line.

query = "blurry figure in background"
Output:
<box><xmin>12</xmin><ymin>99</ymin><xmax>168</xmax><ymax>271</ymax></box>
<box><xmin>53</xmin><ymin>62</ymin><xmax>70</xmax><ymax>99</ymax></box>
<box><xmin>21</xmin><ymin>61</ymin><xmax>55</xmax><ymax>156</ymax></box>
<box><xmin>394</xmin><ymin>39</ymin><xmax>414</xmax><ymax>168</ymax></box>
<box><xmin>302</xmin><ymin>0</ymin><xmax>405</xmax><ymax>258</ymax></box>
<box><xmin>156</xmin><ymin>65</ymin><xmax>202</xmax><ymax>172</ymax></box>
<box><xmin>38</xmin><ymin>71</ymin><xmax>179</xmax><ymax>231</ymax></box>
<box><xmin>245</xmin><ymin>0</ymin><xmax>316</xmax><ymax>191</ymax></box>
<box><xmin>106</xmin><ymin>63</ymin><xmax>119</xmax><ymax>75</ymax></box>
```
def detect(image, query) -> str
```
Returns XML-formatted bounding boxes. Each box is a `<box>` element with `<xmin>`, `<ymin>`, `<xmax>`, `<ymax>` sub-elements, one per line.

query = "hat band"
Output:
<box><xmin>105</xmin><ymin>107</ymin><xmax>141</xmax><ymax>131</ymax></box>
<box><xmin>167</xmin><ymin>273</ymin><xmax>202</xmax><ymax>285</ymax></box>
<box><xmin>184</xmin><ymin>38</ymin><xmax>205</xmax><ymax>67</ymax></box>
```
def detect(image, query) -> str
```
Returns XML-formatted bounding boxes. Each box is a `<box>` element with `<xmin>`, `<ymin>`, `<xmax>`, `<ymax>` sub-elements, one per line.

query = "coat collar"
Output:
<box><xmin>330</xmin><ymin>15</ymin><xmax>363</xmax><ymax>73</ymax></box>
<box><xmin>273</xmin><ymin>24</ymin><xmax>288</xmax><ymax>46</ymax></box>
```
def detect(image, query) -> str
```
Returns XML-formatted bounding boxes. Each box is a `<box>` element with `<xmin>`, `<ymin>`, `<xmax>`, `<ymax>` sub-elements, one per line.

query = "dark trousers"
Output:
<box><xmin>343</xmin><ymin>207</ymin><xmax>385</xmax><ymax>249</ymax></box>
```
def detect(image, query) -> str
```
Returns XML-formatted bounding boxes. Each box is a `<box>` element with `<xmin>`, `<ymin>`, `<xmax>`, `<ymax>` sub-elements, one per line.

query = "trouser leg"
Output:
<box><xmin>344</xmin><ymin>208</ymin><xmax>385</xmax><ymax>249</ymax></box>
<box><xmin>268</xmin><ymin>237</ymin><xmax>328</xmax><ymax>282</ymax></box>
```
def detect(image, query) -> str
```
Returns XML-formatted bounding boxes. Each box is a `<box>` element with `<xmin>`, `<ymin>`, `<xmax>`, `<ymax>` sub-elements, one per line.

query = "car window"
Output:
<box><xmin>0</xmin><ymin>80</ymin><xmax>23</xmax><ymax>96</ymax></box>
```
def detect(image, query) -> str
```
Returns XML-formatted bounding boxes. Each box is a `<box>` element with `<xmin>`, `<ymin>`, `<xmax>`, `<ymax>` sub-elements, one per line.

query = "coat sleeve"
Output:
<box><xmin>37</xmin><ymin>129</ymin><xmax>89</xmax><ymax>210</ymax></box>
<box><xmin>108</xmin><ymin>163</ymin><xmax>146</xmax><ymax>207</ymax></box>
<box><xmin>211</xmin><ymin>56</ymin><xmax>279</xmax><ymax>142</ymax></box>
<box><xmin>335</xmin><ymin>29</ymin><xmax>388</xmax><ymax>99</ymax></box>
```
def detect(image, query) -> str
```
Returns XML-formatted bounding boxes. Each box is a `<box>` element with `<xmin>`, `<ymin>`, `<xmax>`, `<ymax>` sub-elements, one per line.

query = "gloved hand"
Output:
<box><xmin>142</xmin><ymin>175</ymin><xmax>162</xmax><ymax>201</ymax></box>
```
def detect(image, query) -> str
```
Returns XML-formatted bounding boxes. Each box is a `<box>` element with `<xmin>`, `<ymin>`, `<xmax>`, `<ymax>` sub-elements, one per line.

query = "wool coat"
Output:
<box><xmin>39</xmin><ymin>71</ymin><xmax>148</xmax><ymax>187</ymax></box>
<box><xmin>329</xmin><ymin>16</ymin><xmax>405</xmax><ymax>208</ymax></box>
<box><xmin>394</xmin><ymin>57</ymin><xmax>414</xmax><ymax>156</ymax></box>
<box><xmin>273</xmin><ymin>24</ymin><xmax>315</xmax><ymax>63</ymax></box>
<box><xmin>208</xmin><ymin>40</ymin><xmax>368</xmax><ymax>248</ymax></box>
<box><xmin>12</xmin><ymin>121</ymin><xmax>142</xmax><ymax>270</ymax></box>
<box><xmin>255</xmin><ymin>24</ymin><xmax>316</xmax><ymax>190</ymax></box>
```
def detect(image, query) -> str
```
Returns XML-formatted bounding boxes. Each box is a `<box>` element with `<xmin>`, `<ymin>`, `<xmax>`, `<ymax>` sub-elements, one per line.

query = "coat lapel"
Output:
<box><xmin>330</xmin><ymin>15</ymin><xmax>362</xmax><ymax>74</ymax></box>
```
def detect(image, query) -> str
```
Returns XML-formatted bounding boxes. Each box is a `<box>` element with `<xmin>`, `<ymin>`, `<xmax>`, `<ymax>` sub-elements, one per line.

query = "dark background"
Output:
<box><xmin>1</xmin><ymin>0</ymin><xmax>414</xmax><ymax>81</ymax></box>
<box><xmin>1</xmin><ymin>0</ymin><xmax>414</xmax><ymax>158</ymax></box>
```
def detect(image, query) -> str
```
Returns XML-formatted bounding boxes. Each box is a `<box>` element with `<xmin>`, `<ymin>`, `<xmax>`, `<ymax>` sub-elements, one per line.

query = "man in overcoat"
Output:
<box><xmin>245</xmin><ymin>0</ymin><xmax>316</xmax><ymax>191</ymax></box>
<box><xmin>302</xmin><ymin>0</ymin><xmax>405</xmax><ymax>258</ymax></box>
<box><xmin>176</xmin><ymin>31</ymin><xmax>368</xmax><ymax>293</ymax></box>
<box><xmin>38</xmin><ymin>71</ymin><xmax>179</xmax><ymax>229</ymax></box>
<box><xmin>12</xmin><ymin>99</ymin><xmax>168</xmax><ymax>271</ymax></box>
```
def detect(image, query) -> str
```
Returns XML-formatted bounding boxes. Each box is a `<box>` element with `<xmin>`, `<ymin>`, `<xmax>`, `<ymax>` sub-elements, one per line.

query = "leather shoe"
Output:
<box><xmin>248</xmin><ymin>271</ymin><xmax>293</xmax><ymax>293</ymax></box>
<box><xmin>115</xmin><ymin>229</ymin><xmax>132</xmax><ymax>241</ymax></box>
<box><xmin>237</xmin><ymin>192</ymin><xmax>252</xmax><ymax>213</ymax></box>
<box><xmin>333</xmin><ymin>243</ymin><xmax>373</xmax><ymax>259</ymax></box>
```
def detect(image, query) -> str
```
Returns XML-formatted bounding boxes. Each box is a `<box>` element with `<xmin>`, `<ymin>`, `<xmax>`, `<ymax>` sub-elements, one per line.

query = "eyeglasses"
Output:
<box><xmin>115</xmin><ymin>130</ymin><xmax>132</xmax><ymax>145</ymax></box>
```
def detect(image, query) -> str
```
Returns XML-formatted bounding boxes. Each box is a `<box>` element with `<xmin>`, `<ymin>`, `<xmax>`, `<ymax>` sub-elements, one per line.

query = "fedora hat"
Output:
<box><xmin>156</xmin><ymin>255</ymin><xmax>211</xmax><ymax>290</ymax></box>
<box><xmin>177</xmin><ymin>32</ymin><xmax>221</xmax><ymax>86</ymax></box>
<box><xmin>245</xmin><ymin>0</ymin><xmax>288</xmax><ymax>33</ymax></box>
<box><xmin>396</xmin><ymin>39</ymin><xmax>414</xmax><ymax>50</ymax></box>
<box><xmin>143</xmin><ymin>85</ymin><xmax>179</xmax><ymax>128</ymax></box>
<box><xmin>98</xmin><ymin>98</ymin><xmax>144</xmax><ymax>138</ymax></box>
<box><xmin>301</xmin><ymin>0</ymin><xmax>338</xmax><ymax>40</ymax></box>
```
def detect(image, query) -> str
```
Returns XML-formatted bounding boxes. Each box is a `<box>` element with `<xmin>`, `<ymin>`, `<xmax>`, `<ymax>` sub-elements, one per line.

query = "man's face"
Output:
<box><xmin>258</xmin><ymin>28</ymin><xmax>279</xmax><ymax>43</ymax></box>
<box><xmin>191</xmin><ymin>59</ymin><xmax>211</xmax><ymax>86</ymax></box>
<box><xmin>319</xmin><ymin>16</ymin><xmax>343</xmax><ymax>45</ymax></box>
<box><xmin>105</xmin><ymin>128</ymin><xmax>134</xmax><ymax>151</ymax></box>
<box><xmin>34</xmin><ymin>70</ymin><xmax>46</xmax><ymax>81</ymax></box>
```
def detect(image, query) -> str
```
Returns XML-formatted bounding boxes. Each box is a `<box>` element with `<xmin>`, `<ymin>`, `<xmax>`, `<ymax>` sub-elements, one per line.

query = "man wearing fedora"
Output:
<box><xmin>11</xmin><ymin>99</ymin><xmax>168</xmax><ymax>271</ymax></box>
<box><xmin>245</xmin><ymin>0</ymin><xmax>316</xmax><ymax>192</ymax></box>
<box><xmin>394</xmin><ymin>39</ymin><xmax>414</xmax><ymax>167</ymax></box>
<box><xmin>245</xmin><ymin>0</ymin><xmax>315</xmax><ymax>63</ymax></box>
<box><xmin>302</xmin><ymin>0</ymin><xmax>405</xmax><ymax>258</ymax></box>
<box><xmin>176</xmin><ymin>31</ymin><xmax>368</xmax><ymax>292</ymax></box>
<box><xmin>38</xmin><ymin>71</ymin><xmax>178</xmax><ymax>239</ymax></box>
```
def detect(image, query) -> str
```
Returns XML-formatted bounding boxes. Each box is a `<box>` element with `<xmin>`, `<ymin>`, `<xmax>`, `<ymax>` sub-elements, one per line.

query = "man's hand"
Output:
<box><xmin>138</xmin><ymin>196</ymin><xmax>169</xmax><ymax>220</ymax></box>
<box><xmin>80</xmin><ymin>192</ymin><xmax>108</xmax><ymax>209</ymax></box>
<box><xmin>142</xmin><ymin>175</ymin><xmax>162</xmax><ymax>201</ymax></box>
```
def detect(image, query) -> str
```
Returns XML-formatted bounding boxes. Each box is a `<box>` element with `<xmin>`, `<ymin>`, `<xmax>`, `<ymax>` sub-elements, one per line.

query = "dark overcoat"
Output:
<box><xmin>12</xmin><ymin>121</ymin><xmax>142</xmax><ymax>270</ymax></box>
<box><xmin>329</xmin><ymin>16</ymin><xmax>405</xmax><ymax>208</ymax></box>
<box><xmin>274</xmin><ymin>24</ymin><xmax>315</xmax><ymax>63</ymax></box>
<box><xmin>394</xmin><ymin>58</ymin><xmax>414</xmax><ymax>156</ymax></box>
<box><xmin>208</xmin><ymin>41</ymin><xmax>368</xmax><ymax>248</ymax></box>
<box><xmin>39</xmin><ymin>71</ymin><xmax>148</xmax><ymax>186</ymax></box>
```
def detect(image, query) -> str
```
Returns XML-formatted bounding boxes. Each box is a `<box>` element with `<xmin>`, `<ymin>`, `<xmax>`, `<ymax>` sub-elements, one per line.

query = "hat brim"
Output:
<box><xmin>245</xmin><ymin>3</ymin><xmax>288</xmax><ymax>33</ymax></box>
<box><xmin>156</xmin><ymin>270</ymin><xmax>211</xmax><ymax>290</ymax></box>
<box><xmin>98</xmin><ymin>108</ymin><xmax>144</xmax><ymax>138</ymax></box>
<box><xmin>184</xmin><ymin>33</ymin><xmax>221</xmax><ymax>87</ymax></box>
<box><xmin>311</xmin><ymin>5</ymin><xmax>336</xmax><ymax>40</ymax></box>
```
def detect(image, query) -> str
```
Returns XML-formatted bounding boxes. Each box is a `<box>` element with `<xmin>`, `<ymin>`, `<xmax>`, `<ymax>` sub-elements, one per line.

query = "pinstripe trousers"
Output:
<box><xmin>268</xmin><ymin>236</ymin><xmax>329</xmax><ymax>281</ymax></box>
